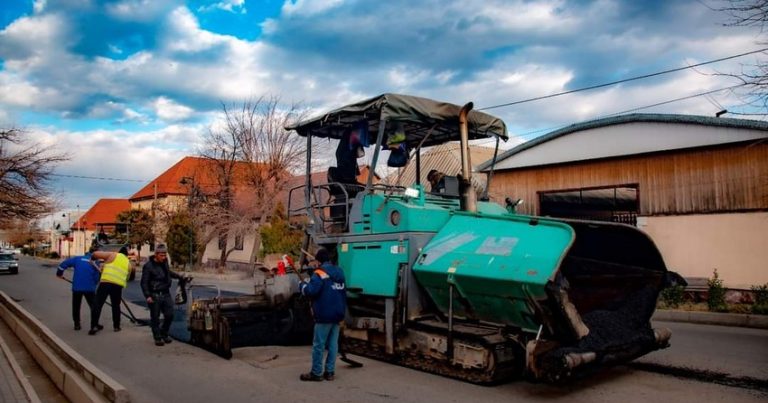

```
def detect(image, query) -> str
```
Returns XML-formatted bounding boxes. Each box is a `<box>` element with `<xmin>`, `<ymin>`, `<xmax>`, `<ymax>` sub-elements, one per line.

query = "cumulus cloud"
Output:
<box><xmin>0</xmin><ymin>0</ymin><xmax>764</xmax><ymax>207</ymax></box>
<box><xmin>197</xmin><ymin>0</ymin><xmax>247</xmax><ymax>14</ymax></box>
<box><xmin>282</xmin><ymin>0</ymin><xmax>344</xmax><ymax>16</ymax></box>
<box><xmin>152</xmin><ymin>96</ymin><xmax>194</xmax><ymax>122</ymax></box>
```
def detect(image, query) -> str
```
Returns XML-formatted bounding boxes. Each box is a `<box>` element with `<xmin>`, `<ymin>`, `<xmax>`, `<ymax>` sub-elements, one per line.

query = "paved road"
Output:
<box><xmin>1</xmin><ymin>256</ymin><xmax>766</xmax><ymax>403</ymax></box>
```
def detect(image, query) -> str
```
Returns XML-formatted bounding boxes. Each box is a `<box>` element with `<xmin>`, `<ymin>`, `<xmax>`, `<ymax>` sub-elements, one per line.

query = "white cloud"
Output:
<box><xmin>197</xmin><ymin>0</ymin><xmax>247</xmax><ymax>14</ymax></box>
<box><xmin>33</xmin><ymin>0</ymin><xmax>47</xmax><ymax>13</ymax></box>
<box><xmin>105</xmin><ymin>0</ymin><xmax>178</xmax><ymax>22</ymax></box>
<box><xmin>281</xmin><ymin>0</ymin><xmax>344</xmax><ymax>16</ymax></box>
<box><xmin>152</xmin><ymin>97</ymin><xmax>194</xmax><ymax>122</ymax></box>
<box><xmin>387</xmin><ymin>65</ymin><xmax>429</xmax><ymax>89</ymax></box>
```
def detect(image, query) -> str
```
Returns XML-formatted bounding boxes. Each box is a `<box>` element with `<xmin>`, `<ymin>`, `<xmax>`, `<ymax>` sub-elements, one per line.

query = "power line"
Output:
<box><xmin>474</xmin><ymin>83</ymin><xmax>747</xmax><ymax>146</ymax></box>
<box><xmin>50</xmin><ymin>173</ymin><xmax>147</xmax><ymax>183</ymax></box>
<box><xmin>479</xmin><ymin>47</ymin><xmax>768</xmax><ymax>111</ymax></box>
<box><xmin>597</xmin><ymin>83</ymin><xmax>745</xmax><ymax>119</ymax></box>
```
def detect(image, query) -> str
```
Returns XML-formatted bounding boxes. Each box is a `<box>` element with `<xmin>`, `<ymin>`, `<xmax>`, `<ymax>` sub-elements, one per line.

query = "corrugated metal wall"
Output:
<box><xmin>385</xmin><ymin>143</ymin><xmax>496</xmax><ymax>191</ymax></box>
<box><xmin>488</xmin><ymin>142</ymin><xmax>768</xmax><ymax>216</ymax></box>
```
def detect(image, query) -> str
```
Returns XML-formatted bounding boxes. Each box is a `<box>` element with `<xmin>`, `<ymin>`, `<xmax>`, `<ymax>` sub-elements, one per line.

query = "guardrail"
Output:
<box><xmin>0</xmin><ymin>291</ymin><xmax>130</xmax><ymax>403</ymax></box>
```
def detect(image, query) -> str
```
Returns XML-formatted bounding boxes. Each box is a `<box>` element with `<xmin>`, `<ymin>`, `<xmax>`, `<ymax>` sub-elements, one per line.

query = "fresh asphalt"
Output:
<box><xmin>1</xmin><ymin>256</ymin><xmax>766</xmax><ymax>403</ymax></box>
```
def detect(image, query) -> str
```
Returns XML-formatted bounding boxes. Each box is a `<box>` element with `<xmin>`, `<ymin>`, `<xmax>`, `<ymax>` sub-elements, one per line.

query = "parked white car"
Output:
<box><xmin>0</xmin><ymin>252</ymin><xmax>19</xmax><ymax>275</ymax></box>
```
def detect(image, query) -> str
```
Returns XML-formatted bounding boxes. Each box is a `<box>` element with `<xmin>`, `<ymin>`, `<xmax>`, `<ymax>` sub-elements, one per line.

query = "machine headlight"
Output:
<box><xmin>404</xmin><ymin>187</ymin><xmax>419</xmax><ymax>198</ymax></box>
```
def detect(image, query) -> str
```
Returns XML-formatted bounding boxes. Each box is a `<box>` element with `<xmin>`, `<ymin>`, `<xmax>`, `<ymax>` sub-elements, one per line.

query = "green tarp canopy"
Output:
<box><xmin>286</xmin><ymin>93</ymin><xmax>508</xmax><ymax>148</ymax></box>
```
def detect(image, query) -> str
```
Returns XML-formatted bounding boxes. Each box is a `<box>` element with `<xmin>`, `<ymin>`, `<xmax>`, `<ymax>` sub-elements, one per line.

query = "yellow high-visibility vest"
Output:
<box><xmin>100</xmin><ymin>254</ymin><xmax>130</xmax><ymax>287</ymax></box>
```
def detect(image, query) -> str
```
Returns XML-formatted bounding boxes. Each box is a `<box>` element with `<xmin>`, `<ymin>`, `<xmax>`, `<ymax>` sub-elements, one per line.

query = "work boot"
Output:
<box><xmin>154</xmin><ymin>339</ymin><xmax>165</xmax><ymax>346</ymax></box>
<box><xmin>114</xmin><ymin>327</ymin><xmax>121</xmax><ymax>332</ymax></box>
<box><xmin>74</xmin><ymin>324</ymin><xmax>81</xmax><ymax>331</ymax></box>
<box><xmin>299</xmin><ymin>372</ymin><xmax>323</xmax><ymax>382</ymax></box>
<box><xmin>323</xmin><ymin>372</ymin><xmax>335</xmax><ymax>381</ymax></box>
<box><xmin>87</xmin><ymin>327</ymin><xmax>100</xmax><ymax>335</ymax></box>
<box><xmin>162</xmin><ymin>336</ymin><xmax>173</xmax><ymax>344</ymax></box>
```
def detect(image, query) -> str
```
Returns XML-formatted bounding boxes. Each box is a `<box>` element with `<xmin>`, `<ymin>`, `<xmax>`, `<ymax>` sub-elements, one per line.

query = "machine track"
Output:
<box><xmin>342</xmin><ymin>333</ymin><xmax>521</xmax><ymax>384</ymax></box>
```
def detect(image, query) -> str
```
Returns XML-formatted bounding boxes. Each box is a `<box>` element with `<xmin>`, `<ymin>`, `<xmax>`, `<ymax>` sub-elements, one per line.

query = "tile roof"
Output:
<box><xmin>130</xmin><ymin>156</ymin><xmax>271</xmax><ymax>201</ymax></box>
<box><xmin>72</xmin><ymin>199</ymin><xmax>130</xmax><ymax>231</ymax></box>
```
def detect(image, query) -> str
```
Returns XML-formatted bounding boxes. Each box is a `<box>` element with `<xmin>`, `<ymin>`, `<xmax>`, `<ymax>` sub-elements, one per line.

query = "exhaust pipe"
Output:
<box><xmin>459</xmin><ymin>102</ymin><xmax>476</xmax><ymax>213</ymax></box>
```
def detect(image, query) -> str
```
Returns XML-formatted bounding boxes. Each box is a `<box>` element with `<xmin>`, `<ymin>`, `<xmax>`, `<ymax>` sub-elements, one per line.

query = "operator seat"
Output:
<box><xmin>327</xmin><ymin>167</ymin><xmax>360</xmax><ymax>231</ymax></box>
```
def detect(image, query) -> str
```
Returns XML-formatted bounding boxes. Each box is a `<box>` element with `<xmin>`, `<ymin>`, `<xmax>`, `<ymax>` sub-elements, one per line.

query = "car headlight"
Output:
<box><xmin>9</xmin><ymin>262</ymin><xmax>18</xmax><ymax>268</ymax></box>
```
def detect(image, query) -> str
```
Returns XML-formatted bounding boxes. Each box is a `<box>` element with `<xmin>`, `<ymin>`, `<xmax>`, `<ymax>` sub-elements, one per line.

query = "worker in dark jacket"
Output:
<box><xmin>56</xmin><ymin>246</ymin><xmax>101</xmax><ymax>330</ymax></box>
<box><xmin>299</xmin><ymin>248</ymin><xmax>347</xmax><ymax>381</ymax></box>
<box><xmin>140</xmin><ymin>244</ymin><xmax>183</xmax><ymax>346</ymax></box>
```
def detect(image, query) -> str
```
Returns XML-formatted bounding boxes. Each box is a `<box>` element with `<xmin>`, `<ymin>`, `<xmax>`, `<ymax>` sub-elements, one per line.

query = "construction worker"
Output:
<box><xmin>88</xmin><ymin>246</ymin><xmax>134</xmax><ymax>335</ymax></box>
<box><xmin>55</xmin><ymin>245</ymin><xmax>101</xmax><ymax>330</ymax></box>
<box><xmin>140</xmin><ymin>243</ymin><xmax>184</xmax><ymax>346</ymax></box>
<box><xmin>299</xmin><ymin>248</ymin><xmax>347</xmax><ymax>381</ymax></box>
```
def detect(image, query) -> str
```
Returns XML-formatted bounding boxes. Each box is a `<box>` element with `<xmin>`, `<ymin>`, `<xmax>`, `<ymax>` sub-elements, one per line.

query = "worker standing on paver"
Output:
<box><xmin>55</xmin><ymin>245</ymin><xmax>101</xmax><ymax>330</ymax></box>
<box><xmin>299</xmin><ymin>248</ymin><xmax>347</xmax><ymax>381</ymax></box>
<box><xmin>141</xmin><ymin>244</ymin><xmax>184</xmax><ymax>346</ymax></box>
<box><xmin>88</xmin><ymin>246</ymin><xmax>134</xmax><ymax>335</ymax></box>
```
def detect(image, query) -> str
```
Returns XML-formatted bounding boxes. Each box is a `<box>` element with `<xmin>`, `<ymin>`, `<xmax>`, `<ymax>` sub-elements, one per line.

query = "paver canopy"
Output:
<box><xmin>287</xmin><ymin>93</ymin><xmax>508</xmax><ymax>148</ymax></box>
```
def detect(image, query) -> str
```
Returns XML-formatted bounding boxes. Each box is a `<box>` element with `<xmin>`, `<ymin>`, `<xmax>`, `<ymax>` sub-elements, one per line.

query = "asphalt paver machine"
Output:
<box><xmin>284</xmin><ymin>93</ymin><xmax>685</xmax><ymax>382</ymax></box>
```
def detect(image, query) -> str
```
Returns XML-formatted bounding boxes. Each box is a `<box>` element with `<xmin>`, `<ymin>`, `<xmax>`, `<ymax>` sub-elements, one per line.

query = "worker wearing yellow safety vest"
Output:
<box><xmin>88</xmin><ymin>246</ymin><xmax>135</xmax><ymax>335</ymax></box>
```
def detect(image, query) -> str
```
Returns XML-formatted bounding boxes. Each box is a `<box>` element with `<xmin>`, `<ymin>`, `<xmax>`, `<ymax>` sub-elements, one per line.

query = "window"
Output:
<box><xmin>539</xmin><ymin>184</ymin><xmax>639</xmax><ymax>226</ymax></box>
<box><xmin>218</xmin><ymin>231</ymin><xmax>227</xmax><ymax>250</ymax></box>
<box><xmin>234</xmin><ymin>235</ymin><xmax>244</xmax><ymax>251</ymax></box>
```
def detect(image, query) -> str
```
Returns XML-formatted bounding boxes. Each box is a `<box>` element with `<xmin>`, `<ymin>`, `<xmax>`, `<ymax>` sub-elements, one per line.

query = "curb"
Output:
<box><xmin>0</xmin><ymin>328</ymin><xmax>41</xmax><ymax>403</ymax></box>
<box><xmin>0</xmin><ymin>291</ymin><xmax>130</xmax><ymax>403</ymax></box>
<box><xmin>653</xmin><ymin>309</ymin><xmax>768</xmax><ymax>329</ymax></box>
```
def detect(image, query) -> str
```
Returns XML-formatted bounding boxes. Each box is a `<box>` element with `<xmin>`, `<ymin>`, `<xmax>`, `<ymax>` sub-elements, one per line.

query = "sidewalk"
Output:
<box><xmin>0</xmin><ymin>321</ymin><xmax>42</xmax><ymax>403</ymax></box>
<box><xmin>653</xmin><ymin>309</ymin><xmax>768</xmax><ymax>329</ymax></box>
<box><xmin>0</xmin><ymin>335</ymin><xmax>30</xmax><ymax>403</ymax></box>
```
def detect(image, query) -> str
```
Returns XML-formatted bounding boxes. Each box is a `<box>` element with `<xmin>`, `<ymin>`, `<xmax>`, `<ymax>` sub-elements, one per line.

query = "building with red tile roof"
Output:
<box><xmin>67</xmin><ymin>198</ymin><xmax>130</xmax><ymax>257</ymax></box>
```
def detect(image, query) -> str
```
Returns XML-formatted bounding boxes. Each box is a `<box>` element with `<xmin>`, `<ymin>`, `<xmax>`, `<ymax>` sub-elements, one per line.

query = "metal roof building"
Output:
<box><xmin>482</xmin><ymin>113</ymin><xmax>768</xmax><ymax>288</ymax></box>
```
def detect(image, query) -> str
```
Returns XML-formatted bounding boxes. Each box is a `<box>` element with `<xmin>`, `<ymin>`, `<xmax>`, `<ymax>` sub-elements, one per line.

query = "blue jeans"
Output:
<box><xmin>311</xmin><ymin>323</ymin><xmax>340</xmax><ymax>376</ymax></box>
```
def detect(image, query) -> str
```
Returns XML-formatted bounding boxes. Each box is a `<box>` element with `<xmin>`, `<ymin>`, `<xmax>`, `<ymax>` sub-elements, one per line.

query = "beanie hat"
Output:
<box><xmin>315</xmin><ymin>248</ymin><xmax>330</xmax><ymax>263</ymax></box>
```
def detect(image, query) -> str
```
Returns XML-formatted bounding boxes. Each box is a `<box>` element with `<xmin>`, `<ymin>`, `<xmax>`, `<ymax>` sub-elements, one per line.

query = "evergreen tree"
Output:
<box><xmin>259</xmin><ymin>202</ymin><xmax>302</xmax><ymax>259</ymax></box>
<box><xmin>166</xmin><ymin>211</ymin><xmax>197</xmax><ymax>269</ymax></box>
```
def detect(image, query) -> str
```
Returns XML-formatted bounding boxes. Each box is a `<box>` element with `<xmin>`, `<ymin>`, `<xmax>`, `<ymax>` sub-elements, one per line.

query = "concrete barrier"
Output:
<box><xmin>653</xmin><ymin>309</ymin><xmax>768</xmax><ymax>329</ymax></box>
<box><xmin>0</xmin><ymin>291</ymin><xmax>130</xmax><ymax>403</ymax></box>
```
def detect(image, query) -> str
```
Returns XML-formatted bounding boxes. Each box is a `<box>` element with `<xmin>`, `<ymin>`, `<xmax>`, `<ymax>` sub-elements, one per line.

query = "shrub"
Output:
<box><xmin>659</xmin><ymin>285</ymin><xmax>685</xmax><ymax>309</ymax></box>
<box><xmin>707</xmin><ymin>269</ymin><xmax>727</xmax><ymax>312</ymax></box>
<box><xmin>751</xmin><ymin>283</ymin><xmax>768</xmax><ymax>315</ymax></box>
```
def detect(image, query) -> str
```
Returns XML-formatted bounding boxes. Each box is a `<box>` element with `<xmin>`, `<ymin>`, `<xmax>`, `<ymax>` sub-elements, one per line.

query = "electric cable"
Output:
<box><xmin>479</xmin><ymin>47</ymin><xmax>767</xmax><ymax>111</ymax></box>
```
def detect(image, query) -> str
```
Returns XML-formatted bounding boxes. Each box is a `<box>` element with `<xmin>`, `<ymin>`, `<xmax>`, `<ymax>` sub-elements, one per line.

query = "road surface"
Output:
<box><xmin>0</xmin><ymin>256</ymin><xmax>765</xmax><ymax>403</ymax></box>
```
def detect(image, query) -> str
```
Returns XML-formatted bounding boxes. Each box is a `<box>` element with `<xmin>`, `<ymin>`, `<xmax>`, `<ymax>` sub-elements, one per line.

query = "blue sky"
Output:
<box><xmin>0</xmin><ymin>0</ymin><xmax>764</xmax><ymax>210</ymax></box>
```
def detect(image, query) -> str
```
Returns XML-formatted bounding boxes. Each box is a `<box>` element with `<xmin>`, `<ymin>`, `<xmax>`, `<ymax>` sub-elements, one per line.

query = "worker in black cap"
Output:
<box><xmin>140</xmin><ymin>243</ymin><xmax>184</xmax><ymax>346</ymax></box>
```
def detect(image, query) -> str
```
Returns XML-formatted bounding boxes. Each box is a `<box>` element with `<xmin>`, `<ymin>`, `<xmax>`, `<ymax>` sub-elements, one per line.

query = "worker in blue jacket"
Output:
<box><xmin>56</xmin><ymin>246</ymin><xmax>101</xmax><ymax>330</ymax></box>
<box><xmin>299</xmin><ymin>248</ymin><xmax>347</xmax><ymax>381</ymax></box>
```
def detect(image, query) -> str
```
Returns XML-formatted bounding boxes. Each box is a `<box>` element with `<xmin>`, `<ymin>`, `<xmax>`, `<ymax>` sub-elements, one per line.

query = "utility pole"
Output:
<box><xmin>63</xmin><ymin>212</ymin><xmax>71</xmax><ymax>258</ymax></box>
<box><xmin>77</xmin><ymin>204</ymin><xmax>82</xmax><ymax>254</ymax></box>
<box><xmin>180</xmin><ymin>176</ymin><xmax>194</xmax><ymax>272</ymax></box>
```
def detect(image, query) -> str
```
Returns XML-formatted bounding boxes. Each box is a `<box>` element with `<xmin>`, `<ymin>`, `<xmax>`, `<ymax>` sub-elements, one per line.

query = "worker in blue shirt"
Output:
<box><xmin>299</xmin><ymin>248</ymin><xmax>347</xmax><ymax>381</ymax></box>
<box><xmin>56</xmin><ymin>246</ymin><xmax>102</xmax><ymax>331</ymax></box>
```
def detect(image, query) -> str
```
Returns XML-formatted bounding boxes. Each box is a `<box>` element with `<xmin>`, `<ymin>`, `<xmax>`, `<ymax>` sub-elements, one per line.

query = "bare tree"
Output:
<box><xmin>0</xmin><ymin>128</ymin><xmax>68</xmax><ymax>227</ymax></box>
<box><xmin>712</xmin><ymin>0</ymin><xmax>768</xmax><ymax>113</ymax></box>
<box><xmin>196</xmin><ymin>96</ymin><xmax>308</xmax><ymax>270</ymax></box>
